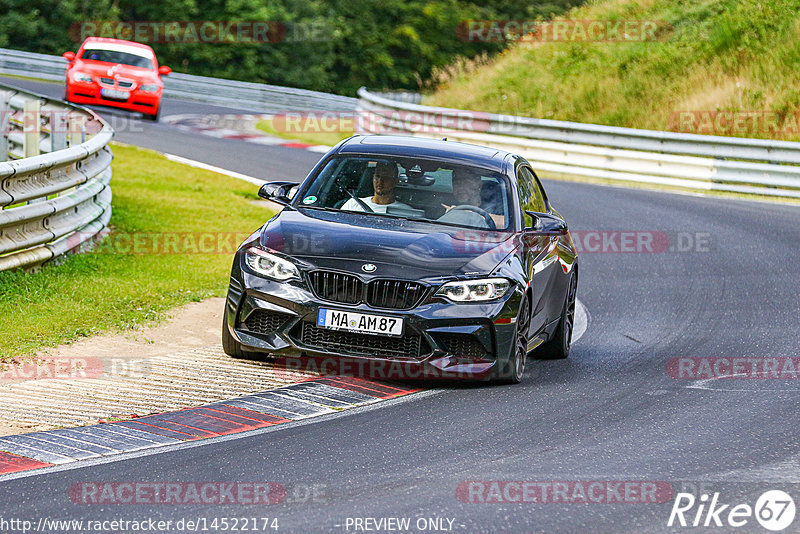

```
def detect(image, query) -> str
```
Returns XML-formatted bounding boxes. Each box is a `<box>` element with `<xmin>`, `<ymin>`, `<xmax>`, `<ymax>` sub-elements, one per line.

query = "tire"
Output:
<box><xmin>495</xmin><ymin>294</ymin><xmax>531</xmax><ymax>384</ymax></box>
<box><xmin>221</xmin><ymin>314</ymin><xmax>263</xmax><ymax>360</ymax></box>
<box><xmin>535</xmin><ymin>271</ymin><xmax>577</xmax><ymax>360</ymax></box>
<box><xmin>145</xmin><ymin>106</ymin><xmax>160</xmax><ymax>122</ymax></box>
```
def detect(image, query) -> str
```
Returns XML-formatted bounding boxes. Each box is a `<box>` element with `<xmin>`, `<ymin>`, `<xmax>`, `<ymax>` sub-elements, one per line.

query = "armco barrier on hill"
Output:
<box><xmin>357</xmin><ymin>88</ymin><xmax>800</xmax><ymax>199</ymax></box>
<box><xmin>0</xmin><ymin>82</ymin><xmax>113</xmax><ymax>271</ymax></box>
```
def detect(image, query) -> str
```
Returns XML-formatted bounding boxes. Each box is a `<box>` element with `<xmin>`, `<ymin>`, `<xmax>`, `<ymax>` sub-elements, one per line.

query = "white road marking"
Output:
<box><xmin>686</xmin><ymin>372</ymin><xmax>800</xmax><ymax>392</ymax></box>
<box><xmin>574</xmin><ymin>298</ymin><xmax>588</xmax><ymax>343</ymax></box>
<box><xmin>162</xmin><ymin>153</ymin><xmax>267</xmax><ymax>186</ymax></box>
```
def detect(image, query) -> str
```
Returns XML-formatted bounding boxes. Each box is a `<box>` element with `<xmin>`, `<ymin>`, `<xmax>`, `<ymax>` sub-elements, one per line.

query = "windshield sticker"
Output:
<box><xmin>302</xmin><ymin>195</ymin><xmax>317</xmax><ymax>205</ymax></box>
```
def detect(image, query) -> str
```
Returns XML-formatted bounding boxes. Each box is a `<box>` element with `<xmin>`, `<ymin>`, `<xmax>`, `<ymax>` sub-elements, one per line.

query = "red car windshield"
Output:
<box><xmin>80</xmin><ymin>48</ymin><xmax>154</xmax><ymax>69</ymax></box>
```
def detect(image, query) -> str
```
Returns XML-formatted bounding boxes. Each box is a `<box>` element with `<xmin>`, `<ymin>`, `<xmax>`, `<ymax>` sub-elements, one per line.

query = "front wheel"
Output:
<box><xmin>144</xmin><ymin>105</ymin><xmax>160</xmax><ymax>122</ymax></box>
<box><xmin>494</xmin><ymin>294</ymin><xmax>530</xmax><ymax>384</ymax></box>
<box><xmin>534</xmin><ymin>271</ymin><xmax>577</xmax><ymax>360</ymax></box>
<box><xmin>221</xmin><ymin>313</ymin><xmax>263</xmax><ymax>360</ymax></box>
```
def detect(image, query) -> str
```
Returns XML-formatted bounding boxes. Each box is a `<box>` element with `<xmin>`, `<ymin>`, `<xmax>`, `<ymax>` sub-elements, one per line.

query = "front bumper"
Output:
<box><xmin>225</xmin><ymin>265</ymin><xmax>522</xmax><ymax>381</ymax></box>
<box><xmin>66</xmin><ymin>82</ymin><xmax>161</xmax><ymax>115</ymax></box>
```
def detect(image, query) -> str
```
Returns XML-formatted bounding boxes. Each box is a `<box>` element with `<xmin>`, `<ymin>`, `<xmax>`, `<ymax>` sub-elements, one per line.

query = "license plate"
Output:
<box><xmin>100</xmin><ymin>88</ymin><xmax>130</xmax><ymax>100</ymax></box>
<box><xmin>317</xmin><ymin>308</ymin><xmax>403</xmax><ymax>337</ymax></box>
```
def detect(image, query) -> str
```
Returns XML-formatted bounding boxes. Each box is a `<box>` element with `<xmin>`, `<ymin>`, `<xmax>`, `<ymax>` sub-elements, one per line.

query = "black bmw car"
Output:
<box><xmin>223</xmin><ymin>135</ymin><xmax>578</xmax><ymax>383</ymax></box>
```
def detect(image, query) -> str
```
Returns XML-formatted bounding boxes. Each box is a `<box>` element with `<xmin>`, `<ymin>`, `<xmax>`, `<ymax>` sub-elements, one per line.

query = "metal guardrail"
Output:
<box><xmin>357</xmin><ymin>88</ymin><xmax>800</xmax><ymax>199</ymax></box>
<box><xmin>0</xmin><ymin>47</ymin><xmax>357</xmax><ymax>113</ymax></box>
<box><xmin>164</xmin><ymin>72</ymin><xmax>357</xmax><ymax>113</ymax></box>
<box><xmin>0</xmin><ymin>82</ymin><xmax>113</xmax><ymax>271</ymax></box>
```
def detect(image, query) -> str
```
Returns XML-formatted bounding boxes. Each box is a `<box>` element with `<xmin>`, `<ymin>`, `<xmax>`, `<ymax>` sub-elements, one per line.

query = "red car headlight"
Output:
<box><xmin>71</xmin><ymin>71</ymin><xmax>94</xmax><ymax>83</ymax></box>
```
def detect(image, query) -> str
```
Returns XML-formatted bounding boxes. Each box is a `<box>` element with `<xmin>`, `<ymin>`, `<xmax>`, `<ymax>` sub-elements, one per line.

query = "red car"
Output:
<box><xmin>62</xmin><ymin>37</ymin><xmax>171</xmax><ymax>121</ymax></box>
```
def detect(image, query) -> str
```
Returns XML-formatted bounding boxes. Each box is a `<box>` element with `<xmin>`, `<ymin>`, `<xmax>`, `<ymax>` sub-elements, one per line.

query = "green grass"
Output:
<box><xmin>0</xmin><ymin>73</ymin><xmax>61</xmax><ymax>84</ymax></box>
<box><xmin>428</xmin><ymin>0</ymin><xmax>800</xmax><ymax>142</ymax></box>
<box><xmin>0</xmin><ymin>142</ymin><xmax>274</xmax><ymax>362</ymax></box>
<box><xmin>256</xmin><ymin>118</ymin><xmax>354</xmax><ymax>147</ymax></box>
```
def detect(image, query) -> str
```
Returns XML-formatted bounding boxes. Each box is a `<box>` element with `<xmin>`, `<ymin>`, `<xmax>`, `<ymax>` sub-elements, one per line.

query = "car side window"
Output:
<box><xmin>516</xmin><ymin>166</ymin><xmax>546</xmax><ymax>226</ymax></box>
<box><xmin>531</xmin><ymin>171</ymin><xmax>548</xmax><ymax>213</ymax></box>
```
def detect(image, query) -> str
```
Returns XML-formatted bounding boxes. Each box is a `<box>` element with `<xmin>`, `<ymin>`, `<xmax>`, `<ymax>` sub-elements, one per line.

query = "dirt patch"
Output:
<box><xmin>35</xmin><ymin>297</ymin><xmax>227</xmax><ymax>362</ymax></box>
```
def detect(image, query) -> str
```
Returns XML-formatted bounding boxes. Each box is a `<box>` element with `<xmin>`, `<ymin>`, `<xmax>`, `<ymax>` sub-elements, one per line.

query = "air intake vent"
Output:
<box><xmin>296</xmin><ymin>322</ymin><xmax>426</xmax><ymax>359</ymax></box>
<box><xmin>242</xmin><ymin>310</ymin><xmax>293</xmax><ymax>335</ymax></box>
<box><xmin>433</xmin><ymin>333</ymin><xmax>493</xmax><ymax>360</ymax></box>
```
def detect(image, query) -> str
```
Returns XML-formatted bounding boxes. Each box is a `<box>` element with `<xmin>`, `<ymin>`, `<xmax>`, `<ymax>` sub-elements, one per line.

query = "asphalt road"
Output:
<box><xmin>2</xmin><ymin>77</ymin><xmax>800</xmax><ymax>533</ymax></box>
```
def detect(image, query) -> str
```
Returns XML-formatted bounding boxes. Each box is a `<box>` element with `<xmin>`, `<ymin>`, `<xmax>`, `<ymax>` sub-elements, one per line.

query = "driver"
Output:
<box><xmin>441</xmin><ymin>169</ymin><xmax>505</xmax><ymax>227</ymax></box>
<box><xmin>341</xmin><ymin>161</ymin><xmax>412</xmax><ymax>213</ymax></box>
<box><xmin>451</xmin><ymin>168</ymin><xmax>483</xmax><ymax>207</ymax></box>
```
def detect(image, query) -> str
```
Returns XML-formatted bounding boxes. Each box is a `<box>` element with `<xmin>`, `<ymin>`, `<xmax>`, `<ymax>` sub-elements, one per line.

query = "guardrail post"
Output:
<box><xmin>50</xmin><ymin>109</ymin><xmax>68</xmax><ymax>152</ymax></box>
<box><xmin>23</xmin><ymin>99</ymin><xmax>40</xmax><ymax>158</ymax></box>
<box><xmin>0</xmin><ymin>90</ymin><xmax>8</xmax><ymax>162</ymax></box>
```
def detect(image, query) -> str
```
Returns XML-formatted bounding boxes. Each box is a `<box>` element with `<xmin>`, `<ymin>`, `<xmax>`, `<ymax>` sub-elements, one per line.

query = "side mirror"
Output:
<box><xmin>62</xmin><ymin>51</ymin><xmax>75</xmax><ymax>62</ymax></box>
<box><xmin>525</xmin><ymin>211</ymin><xmax>542</xmax><ymax>231</ymax></box>
<box><xmin>525</xmin><ymin>211</ymin><xmax>567</xmax><ymax>234</ymax></box>
<box><xmin>258</xmin><ymin>181</ymin><xmax>297</xmax><ymax>205</ymax></box>
<box><xmin>158</xmin><ymin>65</ymin><xmax>172</xmax><ymax>76</ymax></box>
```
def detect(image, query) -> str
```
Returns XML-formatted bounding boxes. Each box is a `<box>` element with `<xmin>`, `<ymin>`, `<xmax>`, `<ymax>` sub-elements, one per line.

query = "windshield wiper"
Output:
<box><xmin>386</xmin><ymin>214</ymin><xmax>434</xmax><ymax>224</ymax></box>
<box><xmin>298</xmin><ymin>206</ymin><xmax>341</xmax><ymax>213</ymax></box>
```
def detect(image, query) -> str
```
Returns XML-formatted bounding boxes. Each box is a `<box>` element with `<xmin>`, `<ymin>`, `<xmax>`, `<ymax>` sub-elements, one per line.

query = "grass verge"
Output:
<box><xmin>0</xmin><ymin>73</ymin><xmax>60</xmax><ymax>84</ymax></box>
<box><xmin>256</xmin><ymin>118</ymin><xmax>353</xmax><ymax>147</ymax></box>
<box><xmin>0</xmin><ymin>142</ymin><xmax>274</xmax><ymax>362</ymax></box>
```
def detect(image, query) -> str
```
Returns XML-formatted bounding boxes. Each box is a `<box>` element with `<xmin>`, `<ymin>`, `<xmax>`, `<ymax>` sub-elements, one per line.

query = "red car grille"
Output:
<box><xmin>98</xmin><ymin>77</ymin><xmax>135</xmax><ymax>89</ymax></box>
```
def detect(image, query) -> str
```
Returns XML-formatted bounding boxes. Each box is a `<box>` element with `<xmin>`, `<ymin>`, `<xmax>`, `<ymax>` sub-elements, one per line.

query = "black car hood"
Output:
<box><xmin>258</xmin><ymin>208</ymin><xmax>516</xmax><ymax>279</ymax></box>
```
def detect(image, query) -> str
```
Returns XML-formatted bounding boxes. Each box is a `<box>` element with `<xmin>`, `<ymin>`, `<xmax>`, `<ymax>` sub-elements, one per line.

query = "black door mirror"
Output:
<box><xmin>258</xmin><ymin>181</ymin><xmax>297</xmax><ymax>206</ymax></box>
<box><xmin>525</xmin><ymin>211</ymin><xmax>567</xmax><ymax>234</ymax></box>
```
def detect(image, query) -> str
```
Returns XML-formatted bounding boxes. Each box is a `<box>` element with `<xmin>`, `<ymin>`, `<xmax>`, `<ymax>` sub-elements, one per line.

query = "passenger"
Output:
<box><xmin>441</xmin><ymin>169</ymin><xmax>505</xmax><ymax>228</ymax></box>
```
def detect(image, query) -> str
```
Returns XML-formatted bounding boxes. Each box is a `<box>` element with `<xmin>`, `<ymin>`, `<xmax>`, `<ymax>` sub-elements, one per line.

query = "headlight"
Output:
<box><xmin>71</xmin><ymin>71</ymin><xmax>93</xmax><ymax>83</ymax></box>
<box><xmin>435</xmin><ymin>278</ymin><xmax>512</xmax><ymax>302</ymax></box>
<box><xmin>244</xmin><ymin>247</ymin><xmax>300</xmax><ymax>281</ymax></box>
<box><xmin>138</xmin><ymin>84</ymin><xmax>159</xmax><ymax>92</ymax></box>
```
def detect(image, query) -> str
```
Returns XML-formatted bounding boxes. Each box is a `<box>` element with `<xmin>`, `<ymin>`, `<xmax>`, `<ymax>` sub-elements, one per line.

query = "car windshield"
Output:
<box><xmin>80</xmin><ymin>48</ymin><xmax>154</xmax><ymax>69</ymax></box>
<box><xmin>296</xmin><ymin>155</ymin><xmax>514</xmax><ymax>231</ymax></box>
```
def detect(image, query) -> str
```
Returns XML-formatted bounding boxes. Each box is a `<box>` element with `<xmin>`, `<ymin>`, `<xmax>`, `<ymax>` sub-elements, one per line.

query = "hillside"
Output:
<box><xmin>427</xmin><ymin>0</ymin><xmax>800</xmax><ymax>140</ymax></box>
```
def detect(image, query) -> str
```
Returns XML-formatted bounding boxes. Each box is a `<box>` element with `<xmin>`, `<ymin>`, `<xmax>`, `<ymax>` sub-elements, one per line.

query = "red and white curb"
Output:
<box><xmin>162</xmin><ymin>113</ymin><xmax>332</xmax><ymax>153</ymax></box>
<box><xmin>0</xmin><ymin>377</ymin><xmax>419</xmax><ymax>476</ymax></box>
<box><xmin>0</xmin><ymin>305</ymin><xmax>587</xmax><ymax>477</ymax></box>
